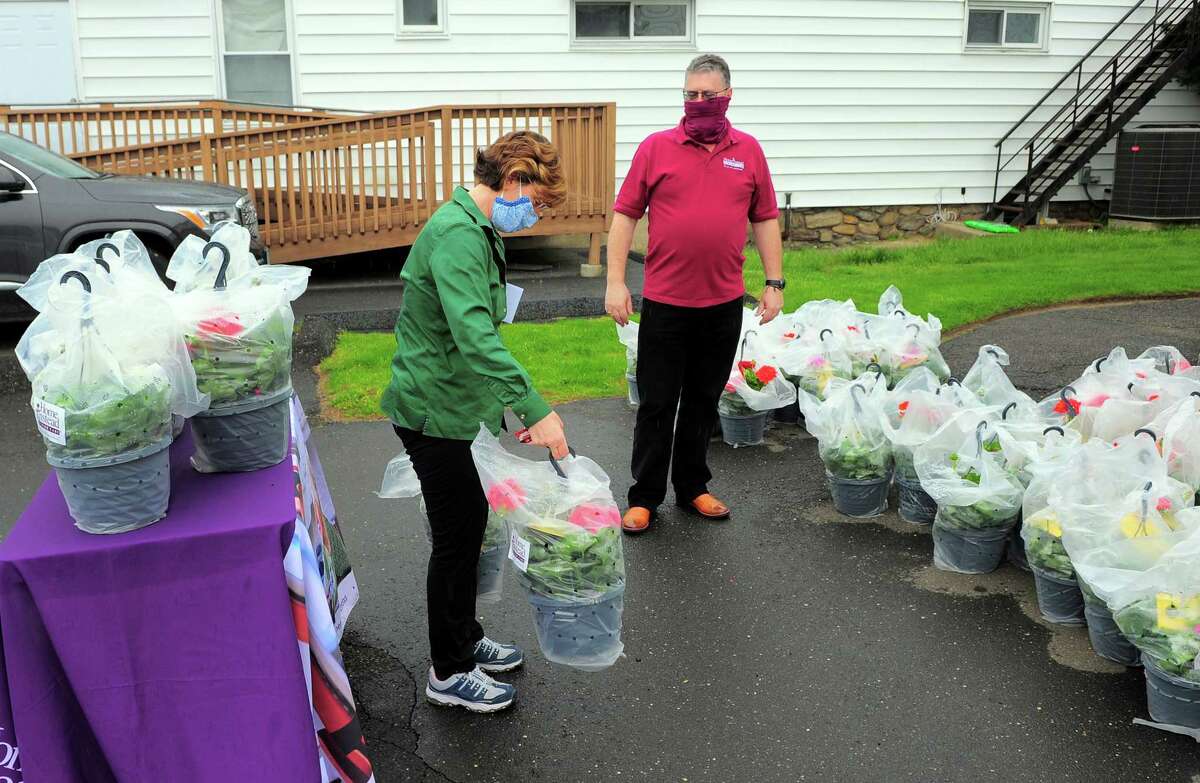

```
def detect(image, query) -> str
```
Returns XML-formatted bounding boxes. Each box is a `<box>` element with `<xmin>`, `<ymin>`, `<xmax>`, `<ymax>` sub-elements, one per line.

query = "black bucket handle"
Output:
<box><xmin>93</xmin><ymin>241</ymin><xmax>119</xmax><ymax>273</ymax></box>
<box><xmin>819</xmin><ymin>328</ymin><xmax>833</xmax><ymax>342</ymax></box>
<box><xmin>1134</xmin><ymin>428</ymin><xmax>1157</xmax><ymax>441</ymax></box>
<box><xmin>203</xmin><ymin>241</ymin><xmax>232</xmax><ymax>290</ymax></box>
<box><xmin>1002</xmin><ymin>401</ymin><xmax>1017</xmax><ymax>420</ymax></box>
<box><xmin>985</xmin><ymin>347</ymin><xmax>1001</xmax><ymax>360</ymax></box>
<box><xmin>1043</xmin><ymin>425</ymin><xmax>1064</xmax><ymax>436</ymax></box>
<box><xmin>974</xmin><ymin>420</ymin><xmax>989</xmax><ymax>458</ymax></box>
<box><xmin>60</xmin><ymin>270</ymin><xmax>91</xmax><ymax>293</ymax></box>
<box><xmin>864</xmin><ymin>362</ymin><xmax>884</xmax><ymax>382</ymax></box>
<box><xmin>850</xmin><ymin>383</ymin><xmax>867</xmax><ymax>415</ymax></box>
<box><xmin>548</xmin><ymin>446</ymin><xmax>579</xmax><ymax>479</ymax></box>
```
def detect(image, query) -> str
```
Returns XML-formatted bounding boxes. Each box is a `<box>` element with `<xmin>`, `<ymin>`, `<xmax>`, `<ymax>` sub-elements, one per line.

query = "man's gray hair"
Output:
<box><xmin>686</xmin><ymin>54</ymin><xmax>730</xmax><ymax>88</ymax></box>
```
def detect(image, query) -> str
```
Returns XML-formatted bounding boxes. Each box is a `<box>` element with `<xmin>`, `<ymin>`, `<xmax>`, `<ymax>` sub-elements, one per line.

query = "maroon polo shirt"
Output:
<box><xmin>614</xmin><ymin>120</ymin><xmax>779</xmax><ymax>308</ymax></box>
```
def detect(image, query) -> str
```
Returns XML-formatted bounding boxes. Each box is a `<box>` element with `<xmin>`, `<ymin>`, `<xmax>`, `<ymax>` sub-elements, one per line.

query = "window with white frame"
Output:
<box><xmin>397</xmin><ymin>0</ymin><xmax>447</xmax><ymax>37</ymax></box>
<box><xmin>572</xmin><ymin>1</ymin><xmax>694</xmax><ymax>46</ymax></box>
<box><xmin>965</xmin><ymin>2</ymin><xmax>1050</xmax><ymax>51</ymax></box>
<box><xmin>220</xmin><ymin>0</ymin><xmax>294</xmax><ymax>105</ymax></box>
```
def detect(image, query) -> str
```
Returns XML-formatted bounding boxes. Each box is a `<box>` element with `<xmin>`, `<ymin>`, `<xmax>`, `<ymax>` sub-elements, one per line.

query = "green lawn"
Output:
<box><xmin>320</xmin><ymin>228</ymin><xmax>1200</xmax><ymax>420</ymax></box>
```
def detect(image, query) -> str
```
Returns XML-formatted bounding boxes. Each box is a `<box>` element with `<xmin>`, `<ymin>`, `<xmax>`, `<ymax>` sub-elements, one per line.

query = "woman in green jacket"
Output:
<box><xmin>381</xmin><ymin>131</ymin><xmax>569</xmax><ymax>713</ymax></box>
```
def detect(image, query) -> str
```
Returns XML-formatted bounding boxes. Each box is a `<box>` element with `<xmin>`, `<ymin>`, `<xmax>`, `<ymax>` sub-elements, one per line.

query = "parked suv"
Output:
<box><xmin>0</xmin><ymin>130</ymin><xmax>267</xmax><ymax>321</ymax></box>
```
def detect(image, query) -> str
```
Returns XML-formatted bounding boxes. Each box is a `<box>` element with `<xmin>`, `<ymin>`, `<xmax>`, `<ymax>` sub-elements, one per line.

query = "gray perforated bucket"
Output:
<box><xmin>1083</xmin><ymin>597</ymin><xmax>1141</xmax><ymax>666</ymax></box>
<box><xmin>191</xmin><ymin>394</ymin><xmax>291</xmax><ymax>473</ymax></box>
<box><xmin>896</xmin><ymin>477</ymin><xmax>936</xmax><ymax>524</ymax></box>
<box><xmin>51</xmin><ymin>442</ymin><xmax>171</xmax><ymax>535</ymax></box>
<box><xmin>827</xmin><ymin>471</ymin><xmax>892</xmax><ymax>518</ymax></box>
<box><xmin>719</xmin><ymin>411</ymin><xmax>768</xmax><ymax>447</ymax></box>
<box><xmin>527</xmin><ymin>587</ymin><xmax>624</xmax><ymax>672</ymax></box>
<box><xmin>773</xmin><ymin>400</ymin><xmax>801</xmax><ymax>424</ymax></box>
<box><xmin>476</xmin><ymin>546</ymin><xmax>506</xmax><ymax>605</ymax></box>
<box><xmin>1006</xmin><ymin>524</ymin><xmax>1031</xmax><ymax>572</ymax></box>
<box><xmin>1143</xmin><ymin>656</ymin><xmax>1200</xmax><ymax>728</ymax></box>
<box><xmin>1032</xmin><ymin>567</ymin><xmax>1086</xmax><ymax>625</ymax></box>
<box><xmin>626</xmin><ymin>375</ymin><xmax>640</xmax><ymax>407</ymax></box>
<box><xmin>932</xmin><ymin>520</ymin><xmax>1012</xmax><ymax>574</ymax></box>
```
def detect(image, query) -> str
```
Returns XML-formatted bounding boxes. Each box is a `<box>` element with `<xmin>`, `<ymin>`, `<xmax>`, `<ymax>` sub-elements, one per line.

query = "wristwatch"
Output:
<box><xmin>765</xmin><ymin>279</ymin><xmax>787</xmax><ymax>291</ymax></box>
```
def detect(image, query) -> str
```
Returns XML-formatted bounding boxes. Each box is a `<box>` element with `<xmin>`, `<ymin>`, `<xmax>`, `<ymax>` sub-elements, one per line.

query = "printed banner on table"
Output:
<box><xmin>287</xmin><ymin>398</ymin><xmax>374</xmax><ymax>783</ymax></box>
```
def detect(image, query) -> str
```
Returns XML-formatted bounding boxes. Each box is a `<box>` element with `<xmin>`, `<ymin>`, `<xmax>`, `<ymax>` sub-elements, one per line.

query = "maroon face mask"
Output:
<box><xmin>682</xmin><ymin>95</ymin><xmax>730</xmax><ymax>144</ymax></box>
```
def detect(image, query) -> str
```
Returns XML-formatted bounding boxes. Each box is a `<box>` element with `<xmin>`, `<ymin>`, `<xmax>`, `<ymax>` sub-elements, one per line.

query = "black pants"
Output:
<box><xmin>628</xmin><ymin>295</ymin><xmax>744</xmax><ymax>510</ymax></box>
<box><xmin>394</xmin><ymin>425</ymin><xmax>486</xmax><ymax>680</ymax></box>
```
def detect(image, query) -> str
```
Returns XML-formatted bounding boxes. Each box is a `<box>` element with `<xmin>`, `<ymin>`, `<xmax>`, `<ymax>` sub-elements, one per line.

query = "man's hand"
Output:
<box><xmin>605</xmin><ymin>281</ymin><xmax>634</xmax><ymax>326</ymax></box>
<box><xmin>756</xmin><ymin>286</ymin><xmax>784</xmax><ymax>324</ymax></box>
<box><xmin>527</xmin><ymin>411</ymin><xmax>569</xmax><ymax>460</ymax></box>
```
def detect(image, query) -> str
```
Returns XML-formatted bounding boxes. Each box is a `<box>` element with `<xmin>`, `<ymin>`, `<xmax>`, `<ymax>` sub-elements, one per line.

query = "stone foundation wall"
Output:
<box><xmin>777</xmin><ymin>200</ymin><xmax>1102</xmax><ymax>246</ymax></box>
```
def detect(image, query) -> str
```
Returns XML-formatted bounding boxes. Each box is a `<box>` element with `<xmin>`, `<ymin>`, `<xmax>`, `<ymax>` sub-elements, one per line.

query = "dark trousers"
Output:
<box><xmin>394</xmin><ymin>425</ymin><xmax>486</xmax><ymax>680</ymax></box>
<box><xmin>628</xmin><ymin>295</ymin><xmax>744</xmax><ymax>510</ymax></box>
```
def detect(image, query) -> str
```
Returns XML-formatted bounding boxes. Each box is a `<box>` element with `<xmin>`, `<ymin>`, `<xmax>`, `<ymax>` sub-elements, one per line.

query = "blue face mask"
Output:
<box><xmin>491</xmin><ymin>185</ymin><xmax>539</xmax><ymax>233</ymax></box>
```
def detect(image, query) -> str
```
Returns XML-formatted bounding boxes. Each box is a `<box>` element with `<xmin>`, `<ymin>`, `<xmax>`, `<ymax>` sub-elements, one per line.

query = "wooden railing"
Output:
<box><xmin>0</xmin><ymin>100</ymin><xmax>351</xmax><ymax>158</ymax></box>
<box><xmin>25</xmin><ymin>102</ymin><xmax>616</xmax><ymax>265</ymax></box>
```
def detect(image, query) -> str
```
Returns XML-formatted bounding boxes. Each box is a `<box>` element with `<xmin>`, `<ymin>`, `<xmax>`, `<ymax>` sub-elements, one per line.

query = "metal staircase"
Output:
<box><xmin>988</xmin><ymin>0</ymin><xmax>1200</xmax><ymax>226</ymax></box>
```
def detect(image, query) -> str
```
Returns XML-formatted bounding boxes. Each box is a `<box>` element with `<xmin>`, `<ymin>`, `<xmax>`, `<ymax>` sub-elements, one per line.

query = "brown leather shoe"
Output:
<box><xmin>621</xmin><ymin>507</ymin><xmax>653</xmax><ymax>535</ymax></box>
<box><xmin>677</xmin><ymin>493</ymin><xmax>731</xmax><ymax>520</ymax></box>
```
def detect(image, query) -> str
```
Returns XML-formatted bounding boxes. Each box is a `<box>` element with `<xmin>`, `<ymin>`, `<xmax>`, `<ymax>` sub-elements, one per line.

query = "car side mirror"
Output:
<box><xmin>0</xmin><ymin>168</ymin><xmax>25</xmax><ymax>193</ymax></box>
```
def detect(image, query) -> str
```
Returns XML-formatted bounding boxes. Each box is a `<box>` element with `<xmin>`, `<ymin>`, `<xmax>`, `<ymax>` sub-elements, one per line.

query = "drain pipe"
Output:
<box><xmin>783</xmin><ymin>193</ymin><xmax>793</xmax><ymax>239</ymax></box>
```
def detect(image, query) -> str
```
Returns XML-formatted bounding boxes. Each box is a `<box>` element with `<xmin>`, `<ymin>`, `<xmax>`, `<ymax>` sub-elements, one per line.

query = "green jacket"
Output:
<box><xmin>380</xmin><ymin>187</ymin><xmax>551</xmax><ymax>440</ymax></box>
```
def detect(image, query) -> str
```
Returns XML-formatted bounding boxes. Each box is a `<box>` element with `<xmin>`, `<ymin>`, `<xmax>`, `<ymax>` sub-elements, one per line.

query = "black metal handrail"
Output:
<box><xmin>990</xmin><ymin>0</ymin><xmax>1199</xmax><ymax>209</ymax></box>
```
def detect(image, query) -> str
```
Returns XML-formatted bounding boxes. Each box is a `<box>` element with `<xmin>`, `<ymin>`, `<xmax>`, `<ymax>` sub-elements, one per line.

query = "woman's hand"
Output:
<box><xmin>527</xmin><ymin>411</ymin><xmax>569</xmax><ymax>459</ymax></box>
<box><xmin>605</xmin><ymin>282</ymin><xmax>633</xmax><ymax>326</ymax></box>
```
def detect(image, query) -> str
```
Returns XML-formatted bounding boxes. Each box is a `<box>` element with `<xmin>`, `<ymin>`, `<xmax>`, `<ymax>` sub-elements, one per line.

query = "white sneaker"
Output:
<box><xmin>425</xmin><ymin>666</ymin><xmax>516</xmax><ymax>713</ymax></box>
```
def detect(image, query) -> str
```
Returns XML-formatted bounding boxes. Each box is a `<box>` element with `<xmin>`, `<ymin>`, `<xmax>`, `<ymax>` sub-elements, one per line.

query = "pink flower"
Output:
<box><xmin>486</xmin><ymin>479</ymin><xmax>526</xmax><ymax>514</ymax></box>
<box><xmin>1177</xmin><ymin>358</ymin><xmax>1192</xmax><ymax>373</ymax></box>
<box><xmin>1084</xmin><ymin>394</ymin><xmax>1110</xmax><ymax>408</ymax></box>
<box><xmin>806</xmin><ymin>355</ymin><xmax>829</xmax><ymax>369</ymax></box>
<box><xmin>724</xmin><ymin>383</ymin><xmax>736</xmax><ymax>394</ymax></box>
<box><xmin>1157</xmin><ymin>496</ymin><xmax>1173</xmax><ymax>513</ymax></box>
<box><xmin>569</xmin><ymin>503</ymin><xmax>621</xmax><ymax>532</ymax></box>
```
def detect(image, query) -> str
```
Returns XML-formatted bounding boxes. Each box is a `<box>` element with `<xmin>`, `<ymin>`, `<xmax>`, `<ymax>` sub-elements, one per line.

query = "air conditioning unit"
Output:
<box><xmin>1109</xmin><ymin>124</ymin><xmax>1200</xmax><ymax>221</ymax></box>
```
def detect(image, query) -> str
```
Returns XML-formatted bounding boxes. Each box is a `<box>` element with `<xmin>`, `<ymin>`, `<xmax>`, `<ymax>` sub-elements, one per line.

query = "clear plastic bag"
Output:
<box><xmin>799</xmin><ymin>372</ymin><xmax>893</xmax><ymax>480</ymax></box>
<box><xmin>962</xmin><ymin>345</ymin><xmax>1036</xmax><ymax>413</ymax></box>
<box><xmin>1019</xmin><ymin>428</ymin><xmax>1087</xmax><ymax>578</ymax></box>
<box><xmin>719</xmin><ymin>355</ymin><xmax>798</xmax><ymax>416</ymax></box>
<box><xmin>874</xmin><ymin>287</ymin><xmax>950</xmax><ymax>383</ymax></box>
<box><xmin>168</xmin><ymin>223</ymin><xmax>309</xmax><ymax>411</ymax></box>
<box><xmin>615</xmin><ymin>321</ymin><xmax>639</xmax><ymax>377</ymax></box>
<box><xmin>1159</xmin><ymin>396</ymin><xmax>1200</xmax><ymax>495</ymax></box>
<box><xmin>914</xmin><ymin>413</ymin><xmax>1024</xmax><ymax>531</ymax></box>
<box><xmin>1040</xmin><ymin>348</ymin><xmax>1164</xmax><ymax>442</ymax></box>
<box><xmin>471</xmin><ymin>425</ymin><xmax>625</xmax><ymax>603</ymax></box>
<box><xmin>881</xmin><ymin>378</ymin><xmax>962</xmax><ymax>482</ymax></box>
<box><xmin>775</xmin><ymin>328</ymin><xmax>853</xmax><ymax>400</ymax></box>
<box><xmin>1138</xmin><ymin>345</ymin><xmax>1194</xmax><ymax>376</ymax></box>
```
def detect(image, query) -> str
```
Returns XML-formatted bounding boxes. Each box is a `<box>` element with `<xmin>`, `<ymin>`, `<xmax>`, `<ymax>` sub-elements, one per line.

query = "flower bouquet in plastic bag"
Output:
<box><xmin>962</xmin><ymin>345</ymin><xmax>1037</xmax><ymax>414</ymax></box>
<box><xmin>1075</xmin><ymin>514</ymin><xmax>1200</xmax><ymax>729</ymax></box>
<box><xmin>881</xmin><ymin>371</ymin><xmax>964</xmax><ymax>523</ymax></box>
<box><xmin>799</xmin><ymin>372</ymin><xmax>894</xmax><ymax>517</ymax></box>
<box><xmin>776</xmin><ymin>327</ymin><xmax>853</xmax><ymax>402</ymax></box>
<box><xmin>615</xmin><ymin>321</ymin><xmax>640</xmax><ymax>407</ymax></box>
<box><xmin>915</xmin><ymin>413</ymin><xmax>1025</xmax><ymax>574</ymax></box>
<box><xmin>1039</xmin><ymin>349</ymin><xmax>1167</xmax><ymax>443</ymax></box>
<box><xmin>17</xmin><ymin>268</ymin><xmax>181</xmax><ymax>534</ymax></box>
<box><xmin>718</xmin><ymin>353</ymin><xmax>797</xmax><ymax>447</ymax></box>
<box><xmin>471</xmin><ymin>425</ymin><xmax>625</xmax><ymax>671</ymax></box>
<box><xmin>168</xmin><ymin>222</ymin><xmax>309</xmax><ymax>472</ymax></box>
<box><xmin>874</xmin><ymin>286</ymin><xmax>951</xmax><ymax>383</ymax></box>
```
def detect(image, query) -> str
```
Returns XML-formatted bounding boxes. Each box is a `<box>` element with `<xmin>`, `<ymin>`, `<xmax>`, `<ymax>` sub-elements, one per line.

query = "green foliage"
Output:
<box><xmin>1026</xmin><ymin>529</ymin><xmax>1074</xmax><ymax>579</ymax></box>
<box><xmin>938</xmin><ymin>500</ymin><xmax>1016</xmax><ymax>531</ymax></box>
<box><xmin>41</xmin><ymin>378</ymin><xmax>172</xmax><ymax>461</ymax></box>
<box><xmin>187</xmin><ymin>313</ymin><xmax>291</xmax><ymax>406</ymax></box>
<box><xmin>824</xmin><ymin>435</ymin><xmax>891</xmax><ymax>480</ymax></box>
<box><xmin>1115</xmin><ymin>597</ymin><xmax>1200</xmax><ymax>682</ymax></box>
<box><xmin>522</xmin><ymin>524</ymin><xmax>625</xmax><ymax>601</ymax></box>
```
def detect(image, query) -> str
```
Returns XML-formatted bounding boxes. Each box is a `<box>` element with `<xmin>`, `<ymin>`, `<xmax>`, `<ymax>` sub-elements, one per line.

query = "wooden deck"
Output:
<box><xmin>0</xmin><ymin>100</ymin><xmax>615</xmax><ymax>266</ymax></box>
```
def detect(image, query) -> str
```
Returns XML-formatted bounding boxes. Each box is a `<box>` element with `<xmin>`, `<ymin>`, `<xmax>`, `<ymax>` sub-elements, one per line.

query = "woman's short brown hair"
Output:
<box><xmin>474</xmin><ymin>131</ymin><xmax>568</xmax><ymax>208</ymax></box>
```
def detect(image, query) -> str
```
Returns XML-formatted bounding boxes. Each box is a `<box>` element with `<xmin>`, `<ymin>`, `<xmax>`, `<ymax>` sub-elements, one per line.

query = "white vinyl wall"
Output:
<box><xmin>49</xmin><ymin>0</ymin><xmax>1200</xmax><ymax>207</ymax></box>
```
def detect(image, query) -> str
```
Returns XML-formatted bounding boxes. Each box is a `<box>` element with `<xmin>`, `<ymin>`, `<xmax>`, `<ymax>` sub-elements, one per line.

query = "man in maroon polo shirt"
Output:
<box><xmin>605</xmin><ymin>53</ymin><xmax>784</xmax><ymax>534</ymax></box>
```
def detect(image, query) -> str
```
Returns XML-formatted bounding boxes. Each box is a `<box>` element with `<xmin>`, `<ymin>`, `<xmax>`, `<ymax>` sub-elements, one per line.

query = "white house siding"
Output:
<box><xmin>62</xmin><ymin>0</ymin><xmax>1200</xmax><ymax>209</ymax></box>
<box><xmin>74</xmin><ymin>0</ymin><xmax>218</xmax><ymax>101</ymax></box>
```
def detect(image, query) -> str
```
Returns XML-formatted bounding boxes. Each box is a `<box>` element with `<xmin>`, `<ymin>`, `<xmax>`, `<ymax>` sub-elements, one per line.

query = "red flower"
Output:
<box><xmin>1149</xmin><ymin>394</ymin><xmax>1160</xmax><ymax>402</ymax></box>
<box><xmin>724</xmin><ymin>383</ymin><xmax>736</xmax><ymax>394</ymax></box>
<box><xmin>1054</xmin><ymin>398</ymin><xmax>1082</xmax><ymax>416</ymax></box>
<box><xmin>755</xmin><ymin>365</ymin><xmax>778</xmax><ymax>384</ymax></box>
<box><xmin>846</xmin><ymin>326</ymin><xmax>859</xmax><ymax>333</ymax></box>
<box><xmin>783</xmin><ymin>331</ymin><xmax>797</xmax><ymax>339</ymax></box>
<box><xmin>737</xmin><ymin>360</ymin><xmax>756</xmax><ymax>371</ymax></box>
<box><xmin>898</xmin><ymin>400</ymin><xmax>910</xmax><ymax>418</ymax></box>
<box><xmin>197</xmin><ymin>315</ymin><xmax>244</xmax><ymax>337</ymax></box>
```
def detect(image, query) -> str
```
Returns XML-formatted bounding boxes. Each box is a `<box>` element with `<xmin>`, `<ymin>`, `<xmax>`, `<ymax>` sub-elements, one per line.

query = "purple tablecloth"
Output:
<box><xmin>0</xmin><ymin>428</ymin><xmax>321</xmax><ymax>781</ymax></box>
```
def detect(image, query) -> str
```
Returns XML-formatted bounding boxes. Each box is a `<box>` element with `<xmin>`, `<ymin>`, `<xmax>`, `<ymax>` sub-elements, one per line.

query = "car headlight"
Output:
<box><xmin>155</xmin><ymin>203</ymin><xmax>239</xmax><ymax>230</ymax></box>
